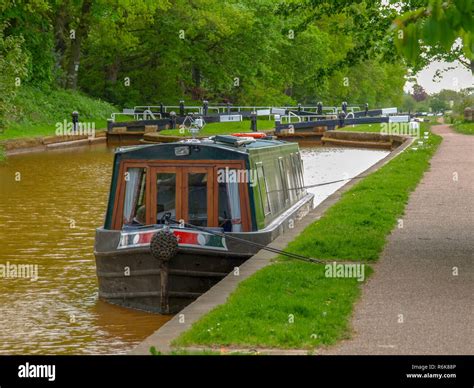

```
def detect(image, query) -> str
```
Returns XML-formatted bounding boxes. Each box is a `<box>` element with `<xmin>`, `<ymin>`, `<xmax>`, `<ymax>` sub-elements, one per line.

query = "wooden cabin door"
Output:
<box><xmin>150</xmin><ymin>166</ymin><xmax>216</xmax><ymax>227</ymax></box>
<box><xmin>115</xmin><ymin>160</ymin><xmax>250</xmax><ymax>231</ymax></box>
<box><xmin>149</xmin><ymin>167</ymin><xmax>182</xmax><ymax>225</ymax></box>
<box><xmin>181</xmin><ymin>167</ymin><xmax>216</xmax><ymax>227</ymax></box>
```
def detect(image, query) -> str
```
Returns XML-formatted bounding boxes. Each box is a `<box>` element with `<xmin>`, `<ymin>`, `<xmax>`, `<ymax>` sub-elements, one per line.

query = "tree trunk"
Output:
<box><xmin>192</xmin><ymin>65</ymin><xmax>201</xmax><ymax>88</ymax></box>
<box><xmin>104</xmin><ymin>58</ymin><xmax>120</xmax><ymax>100</ymax></box>
<box><xmin>106</xmin><ymin>58</ymin><xmax>120</xmax><ymax>83</ymax></box>
<box><xmin>53</xmin><ymin>1</ymin><xmax>71</xmax><ymax>85</ymax></box>
<box><xmin>65</xmin><ymin>0</ymin><xmax>93</xmax><ymax>90</ymax></box>
<box><xmin>191</xmin><ymin>65</ymin><xmax>202</xmax><ymax>100</ymax></box>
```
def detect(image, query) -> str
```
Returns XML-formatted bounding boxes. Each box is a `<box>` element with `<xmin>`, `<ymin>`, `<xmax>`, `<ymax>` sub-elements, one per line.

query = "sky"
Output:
<box><xmin>404</xmin><ymin>60</ymin><xmax>473</xmax><ymax>95</ymax></box>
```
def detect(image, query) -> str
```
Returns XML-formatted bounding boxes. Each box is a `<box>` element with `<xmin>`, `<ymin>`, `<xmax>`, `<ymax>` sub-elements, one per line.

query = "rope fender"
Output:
<box><xmin>150</xmin><ymin>229</ymin><xmax>178</xmax><ymax>263</ymax></box>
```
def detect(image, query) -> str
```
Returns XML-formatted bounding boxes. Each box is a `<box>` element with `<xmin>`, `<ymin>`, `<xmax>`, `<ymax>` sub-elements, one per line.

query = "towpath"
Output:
<box><xmin>322</xmin><ymin>124</ymin><xmax>474</xmax><ymax>354</ymax></box>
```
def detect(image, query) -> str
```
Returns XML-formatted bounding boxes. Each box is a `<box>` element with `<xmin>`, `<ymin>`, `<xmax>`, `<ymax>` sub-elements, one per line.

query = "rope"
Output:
<box><xmin>163</xmin><ymin>171</ymin><xmax>372</xmax><ymax>264</ymax></box>
<box><xmin>266</xmin><ymin>172</ymin><xmax>372</xmax><ymax>194</ymax></box>
<box><xmin>167</xmin><ymin>217</ymin><xmax>323</xmax><ymax>265</ymax></box>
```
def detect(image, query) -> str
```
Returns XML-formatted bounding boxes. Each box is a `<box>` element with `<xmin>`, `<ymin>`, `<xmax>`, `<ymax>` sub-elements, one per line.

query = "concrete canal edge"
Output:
<box><xmin>130</xmin><ymin>133</ymin><xmax>415</xmax><ymax>355</ymax></box>
<box><xmin>322</xmin><ymin>131</ymin><xmax>407</xmax><ymax>150</ymax></box>
<box><xmin>2</xmin><ymin>131</ymin><xmax>107</xmax><ymax>156</ymax></box>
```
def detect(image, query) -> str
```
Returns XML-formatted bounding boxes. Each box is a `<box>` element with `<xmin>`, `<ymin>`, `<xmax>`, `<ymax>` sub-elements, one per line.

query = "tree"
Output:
<box><xmin>0</xmin><ymin>0</ymin><xmax>54</xmax><ymax>85</ymax></box>
<box><xmin>401</xmin><ymin>94</ymin><xmax>417</xmax><ymax>113</ymax></box>
<box><xmin>0</xmin><ymin>0</ymin><xmax>412</xmax><ymax>108</ymax></box>
<box><xmin>429</xmin><ymin>95</ymin><xmax>448</xmax><ymax>112</ymax></box>
<box><xmin>393</xmin><ymin>0</ymin><xmax>474</xmax><ymax>72</ymax></box>
<box><xmin>0</xmin><ymin>23</ymin><xmax>29</xmax><ymax>130</ymax></box>
<box><xmin>64</xmin><ymin>0</ymin><xmax>93</xmax><ymax>89</ymax></box>
<box><xmin>412</xmin><ymin>84</ymin><xmax>428</xmax><ymax>102</ymax></box>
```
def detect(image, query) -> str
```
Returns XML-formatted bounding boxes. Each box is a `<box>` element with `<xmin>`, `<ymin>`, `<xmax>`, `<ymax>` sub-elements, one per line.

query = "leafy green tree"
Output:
<box><xmin>0</xmin><ymin>0</ymin><xmax>413</xmax><ymax>110</ymax></box>
<box><xmin>429</xmin><ymin>95</ymin><xmax>448</xmax><ymax>112</ymax></box>
<box><xmin>393</xmin><ymin>0</ymin><xmax>473</xmax><ymax>72</ymax></box>
<box><xmin>0</xmin><ymin>0</ymin><xmax>53</xmax><ymax>85</ymax></box>
<box><xmin>401</xmin><ymin>93</ymin><xmax>417</xmax><ymax>113</ymax></box>
<box><xmin>0</xmin><ymin>23</ymin><xmax>29</xmax><ymax>130</ymax></box>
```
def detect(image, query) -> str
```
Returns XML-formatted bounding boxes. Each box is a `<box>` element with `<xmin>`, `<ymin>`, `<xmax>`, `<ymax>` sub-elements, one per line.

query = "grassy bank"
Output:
<box><xmin>453</xmin><ymin>121</ymin><xmax>474</xmax><ymax>135</ymax></box>
<box><xmin>176</xmin><ymin>262</ymin><xmax>373</xmax><ymax>349</ymax></box>
<box><xmin>284</xmin><ymin>129</ymin><xmax>439</xmax><ymax>261</ymax></box>
<box><xmin>159</xmin><ymin>119</ymin><xmax>274</xmax><ymax>137</ymax></box>
<box><xmin>338</xmin><ymin>121</ymin><xmax>432</xmax><ymax>134</ymax></box>
<box><xmin>0</xmin><ymin>86</ymin><xmax>117</xmax><ymax>141</ymax></box>
<box><xmin>174</xmin><ymin>125</ymin><xmax>441</xmax><ymax>350</ymax></box>
<box><xmin>337</xmin><ymin>123</ymin><xmax>385</xmax><ymax>132</ymax></box>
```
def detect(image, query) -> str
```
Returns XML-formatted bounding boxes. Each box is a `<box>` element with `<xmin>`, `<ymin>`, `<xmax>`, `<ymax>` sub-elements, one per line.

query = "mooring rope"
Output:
<box><xmin>167</xmin><ymin>217</ymin><xmax>323</xmax><ymax>265</ymax></box>
<box><xmin>265</xmin><ymin>172</ymin><xmax>373</xmax><ymax>195</ymax></box>
<box><xmin>162</xmin><ymin>171</ymin><xmax>377</xmax><ymax>264</ymax></box>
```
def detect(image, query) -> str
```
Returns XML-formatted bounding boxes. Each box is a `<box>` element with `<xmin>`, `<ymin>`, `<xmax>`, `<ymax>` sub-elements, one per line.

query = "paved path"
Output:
<box><xmin>323</xmin><ymin>125</ymin><xmax>474</xmax><ymax>355</ymax></box>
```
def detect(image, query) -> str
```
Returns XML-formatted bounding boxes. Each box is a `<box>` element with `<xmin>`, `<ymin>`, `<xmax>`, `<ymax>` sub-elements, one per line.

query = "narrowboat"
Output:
<box><xmin>94</xmin><ymin>135</ymin><xmax>314</xmax><ymax>314</ymax></box>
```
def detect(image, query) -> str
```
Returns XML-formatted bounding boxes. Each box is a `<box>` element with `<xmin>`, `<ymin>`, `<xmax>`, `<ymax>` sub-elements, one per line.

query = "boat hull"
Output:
<box><xmin>94</xmin><ymin>193</ymin><xmax>313</xmax><ymax>314</ymax></box>
<box><xmin>95</xmin><ymin>248</ymin><xmax>248</xmax><ymax>314</ymax></box>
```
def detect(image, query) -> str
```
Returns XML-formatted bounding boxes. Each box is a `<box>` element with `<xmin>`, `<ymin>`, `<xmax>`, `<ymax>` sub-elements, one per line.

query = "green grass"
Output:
<box><xmin>338</xmin><ymin>121</ymin><xmax>431</xmax><ymax>134</ymax></box>
<box><xmin>0</xmin><ymin>85</ymin><xmax>116</xmax><ymax>141</ymax></box>
<box><xmin>453</xmin><ymin>121</ymin><xmax>474</xmax><ymax>135</ymax></box>
<box><xmin>337</xmin><ymin>123</ymin><xmax>385</xmax><ymax>132</ymax></box>
<box><xmin>0</xmin><ymin>119</ymin><xmax>110</xmax><ymax>141</ymax></box>
<box><xmin>159</xmin><ymin>119</ymin><xmax>274</xmax><ymax>137</ymax></box>
<box><xmin>174</xmin><ymin>125</ymin><xmax>442</xmax><ymax>350</ymax></box>
<box><xmin>175</xmin><ymin>262</ymin><xmax>373</xmax><ymax>349</ymax></box>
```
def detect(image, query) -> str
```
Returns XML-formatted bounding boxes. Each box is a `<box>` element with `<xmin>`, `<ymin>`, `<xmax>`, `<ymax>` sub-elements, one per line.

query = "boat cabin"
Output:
<box><xmin>104</xmin><ymin>136</ymin><xmax>308</xmax><ymax>234</ymax></box>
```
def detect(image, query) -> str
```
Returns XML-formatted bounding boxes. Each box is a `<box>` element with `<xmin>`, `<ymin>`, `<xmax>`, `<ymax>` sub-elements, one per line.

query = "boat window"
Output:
<box><xmin>123</xmin><ymin>167</ymin><xmax>147</xmax><ymax>226</ymax></box>
<box><xmin>287</xmin><ymin>154</ymin><xmax>296</xmax><ymax>201</ymax></box>
<box><xmin>278</xmin><ymin>157</ymin><xmax>289</xmax><ymax>203</ymax></box>
<box><xmin>255</xmin><ymin>163</ymin><xmax>271</xmax><ymax>215</ymax></box>
<box><xmin>293</xmin><ymin>152</ymin><xmax>303</xmax><ymax>196</ymax></box>
<box><xmin>156</xmin><ymin>173</ymin><xmax>177</xmax><ymax>224</ymax></box>
<box><xmin>290</xmin><ymin>153</ymin><xmax>298</xmax><ymax>196</ymax></box>
<box><xmin>298</xmin><ymin>153</ymin><xmax>305</xmax><ymax>194</ymax></box>
<box><xmin>217</xmin><ymin>169</ymin><xmax>242</xmax><ymax>232</ymax></box>
<box><xmin>291</xmin><ymin>153</ymin><xmax>302</xmax><ymax>197</ymax></box>
<box><xmin>188</xmin><ymin>172</ymin><xmax>208</xmax><ymax>227</ymax></box>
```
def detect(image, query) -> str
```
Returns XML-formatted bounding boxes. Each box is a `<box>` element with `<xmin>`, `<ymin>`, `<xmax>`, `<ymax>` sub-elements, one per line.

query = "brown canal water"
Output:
<box><xmin>0</xmin><ymin>143</ymin><xmax>388</xmax><ymax>354</ymax></box>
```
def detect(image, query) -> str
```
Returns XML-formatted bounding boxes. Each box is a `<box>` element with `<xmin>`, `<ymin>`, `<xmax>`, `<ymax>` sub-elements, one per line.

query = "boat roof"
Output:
<box><xmin>115</xmin><ymin>136</ymin><xmax>296</xmax><ymax>157</ymax></box>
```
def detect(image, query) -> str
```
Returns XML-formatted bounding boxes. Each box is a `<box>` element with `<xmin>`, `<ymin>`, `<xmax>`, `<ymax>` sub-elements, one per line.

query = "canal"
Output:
<box><xmin>0</xmin><ymin>143</ymin><xmax>388</xmax><ymax>354</ymax></box>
